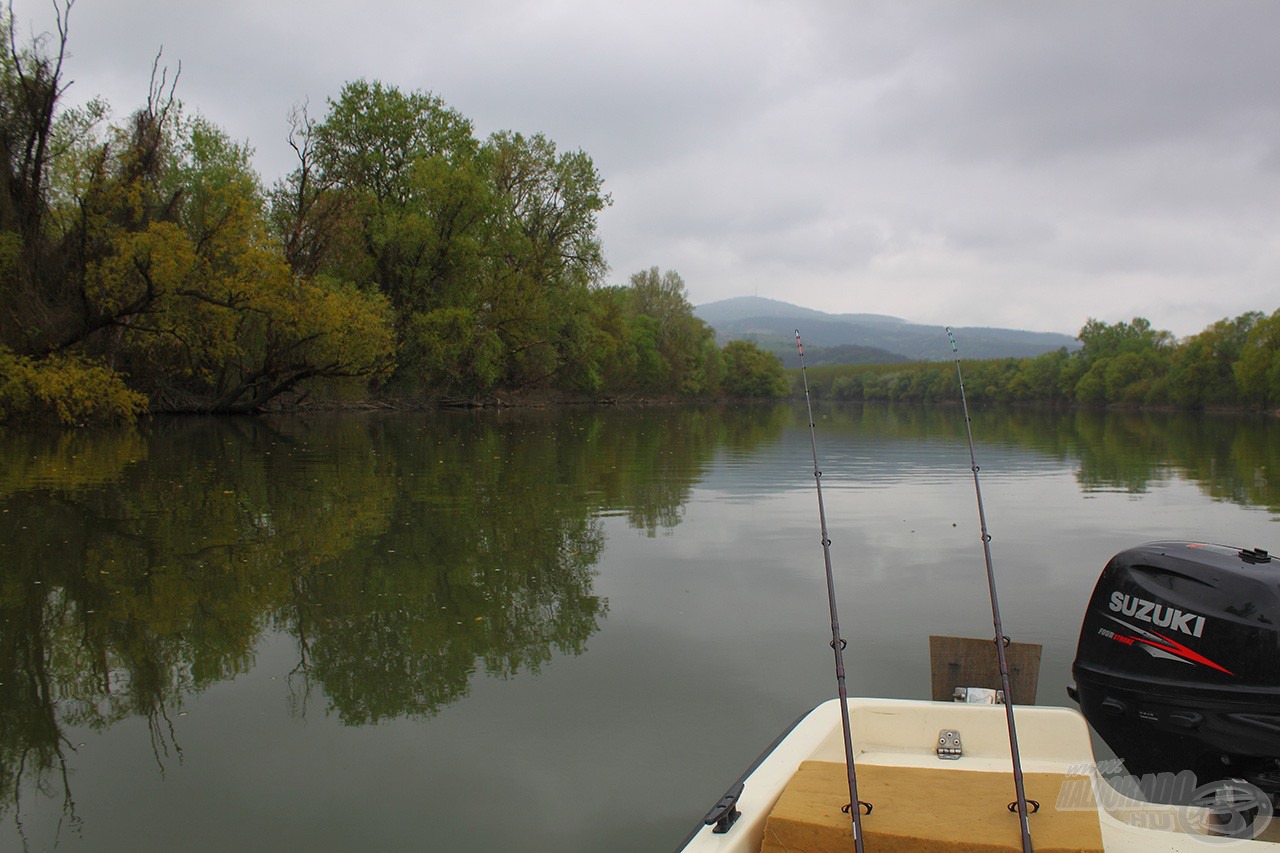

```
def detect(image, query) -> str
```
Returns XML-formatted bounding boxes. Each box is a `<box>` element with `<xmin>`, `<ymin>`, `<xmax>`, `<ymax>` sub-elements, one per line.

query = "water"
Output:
<box><xmin>2</xmin><ymin>404</ymin><xmax>1278</xmax><ymax>851</ymax></box>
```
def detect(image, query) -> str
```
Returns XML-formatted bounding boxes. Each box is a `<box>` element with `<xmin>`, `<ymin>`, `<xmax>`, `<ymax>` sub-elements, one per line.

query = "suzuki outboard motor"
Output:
<box><xmin>1072</xmin><ymin>541</ymin><xmax>1280</xmax><ymax>803</ymax></box>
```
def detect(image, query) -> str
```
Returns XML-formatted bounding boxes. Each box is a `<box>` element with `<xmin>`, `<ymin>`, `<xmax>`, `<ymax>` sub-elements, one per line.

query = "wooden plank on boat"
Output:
<box><xmin>929</xmin><ymin>635</ymin><xmax>1042</xmax><ymax>704</ymax></box>
<box><xmin>761</xmin><ymin>760</ymin><xmax>1103</xmax><ymax>853</ymax></box>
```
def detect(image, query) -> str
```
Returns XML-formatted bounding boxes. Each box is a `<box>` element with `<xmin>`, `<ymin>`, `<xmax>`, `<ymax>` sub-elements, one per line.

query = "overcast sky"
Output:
<box><xmin>12</xmin><ymin>0</ymin><xmax>1280</xmax><ymax>337</ymax></box>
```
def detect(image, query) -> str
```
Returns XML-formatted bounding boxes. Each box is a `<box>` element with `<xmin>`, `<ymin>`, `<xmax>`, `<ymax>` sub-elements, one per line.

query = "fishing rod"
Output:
<box><xmin>795</xmin><ymin>330</ymin><xmax>869</xmax><ymax>853</ymax></box>
<box><xmin>947</xmin><ymin>327</ymin><xmax>1035</xmax><ymax>853</ymax></box>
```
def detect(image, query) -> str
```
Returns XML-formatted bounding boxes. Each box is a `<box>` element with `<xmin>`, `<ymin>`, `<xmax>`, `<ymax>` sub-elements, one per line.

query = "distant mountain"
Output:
<box><xmin>694</xmin><ymin>296</ymin><xmax>1080</xmax><ymax>365</ymax></box>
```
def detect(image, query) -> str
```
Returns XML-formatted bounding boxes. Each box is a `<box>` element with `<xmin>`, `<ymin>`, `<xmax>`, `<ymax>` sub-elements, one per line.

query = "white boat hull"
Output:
<box><xmin>680</xmin><ymin>698</ymin><xmax>1278</xmax><ymax>851</ymax></box>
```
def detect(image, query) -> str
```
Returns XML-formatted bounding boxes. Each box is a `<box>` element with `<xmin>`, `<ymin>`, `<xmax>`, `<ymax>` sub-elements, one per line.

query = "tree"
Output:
<box><xmin>1</xmin><ymin>1</ymin><xmax>83</xmax><ymax>352</ymax></box>
<box><xmin>480</xmin><ymin>131</ymin><xmax>610</xmax><ymax>389</ymax></box>
<box><xmin>314</xmin><ymin>80</ymin><xmax>476</xmax><ymax>205</ymax></box>
<box><xmin>0</xmin><ymin>8</ymin><xmax>396</xmax><ymax>421</ymax></box>
<box><xmin>0</xmin><ymin>3</ymin><xmax>157</xmax><ymax>422</ymax></box>
<box><xmin>310</xmin><ymin>80</ymin><xmax>486</xmax><ymax>317</ymax></box>
<box><xmin>1070</xmin><ymin>317</ymin><xmax>1175</xmax><ymax>405</ymax></box>
<box><xmin>1007</xmin><ymin>348</ymin><xmax>1069</xmax><ymax>402</ymax></box>
<box><xmin>401</xmin><ymin>305</ymin><xmax>501</xmax><ymax>396</ymax></box>
<box><xmin>1235</xmin><ymin>310</ymin><xmax>1280</xmax><ymax>408</ymax></box>
<box><xmin>0</xmin><ymin>1</ymin><xmax>70</xmax><ymax>251</ymax></box>
<box><xmin>721</xmin><ymin>340</ymin><xmax>787</xmax><ymax>397</ymax></box>
<box><xmin>486</xmin><ymin>131</ymin><xmax>608</xmax><ymax>290</ymax></box>
<box><xmin>67</xmin><ymin>101</ymin><xmax>397</xmax><ymax>412</ymax></box>
<box><xmin>1076</xmin><ymin>317</ymin><xmax>1171</xmax><ymax>361</ymax></box>
<box><xmin>268</xmin><ymin>102</ymin><xmax>352</xmax><ymax>279</ymax></box>
<box><xmin>1168</xmin><ymin>312</ymin><xmax>1259</xmax><ymax>409</ymax></box>
<box><xmin>302</xmin><ymin>81</ymin><xmax>507</xmax><ymax>394</ymax></box>
<box><xmin>624</xmin><ymin>267</ymin><xmax>719</xmax><ymax>394</ymax></box>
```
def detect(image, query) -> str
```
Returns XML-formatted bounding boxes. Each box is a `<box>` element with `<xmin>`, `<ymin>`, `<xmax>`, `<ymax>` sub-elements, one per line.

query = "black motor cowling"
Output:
<box><xmin>1071</xmin><ymin>541</ymin><xmax>1280</xmax><ymax>802</ymax></box>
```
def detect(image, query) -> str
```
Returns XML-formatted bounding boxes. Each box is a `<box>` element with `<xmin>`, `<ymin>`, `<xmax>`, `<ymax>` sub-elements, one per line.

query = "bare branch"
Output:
<box><xmin>145</xmin><ymin>47</ymin><xmax>181</xmax><ymax>123</ymax></box>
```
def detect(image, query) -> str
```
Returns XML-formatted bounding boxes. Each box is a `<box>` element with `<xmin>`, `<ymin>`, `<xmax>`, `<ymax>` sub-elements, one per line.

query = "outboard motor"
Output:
<box><xmin>1071</xmin><ymin>541</ymin><xmax>1280</xmax><ymax>803</ymax></box>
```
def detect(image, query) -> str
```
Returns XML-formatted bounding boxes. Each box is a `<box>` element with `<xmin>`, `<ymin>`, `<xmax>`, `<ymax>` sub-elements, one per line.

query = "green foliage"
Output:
<box><xmin>310</xmin><ymin>81</ymin><xmax>489</xmax><ymax>319</ymax></box>
<box><xmin>1077</xmin><ymin>316</ymin><xmax>1174</xmax><ymax>361</ymax></box>
<box><xmin>579</xmin><ymin>277</ymin><xmax>776</xmax><ymax>399</ymax></box>
<box><xmin>622</xmin><ymin>313</ymin><xmax>667</xmax><ymax>391</ymax></box>
<box><xmin>793</xmin><ymin>312</ymin><xmax>1280</xmax><ymax>412</ymax></box>
<box><xmin>626</xmin><ymin>267</ymin><xmax>720</xmax><ymax>394</ymax></box>
<box><xmin>485</xmin><ymin>130</ymin><xmax>609</xmax><ymax>292</ymax></box>
<box><xmin>299</xmin><ymin>84</ymin><xmax>616</xmax><ymax>395</ymax></box>
<box><xmin>478</xmin><ymin>131</ymin><xmax>612</xmax><ymax>390</ymax></box>
<box><xmin>402</xmin><ymin>305</ymin><xmax>502</xmax><ymax>395</ymax></box>
<box><xmin>1235</xmin><ymin>310</ymin><xmax>1280</xmax><ymax>408</ymax></box>
<box><xmin>721</xmin><ymin>339</ymin><xmax>788</xmax><ymax>397</ymax></box>
<box><xmin>315</xmin><ymin>80</ymin><xmax>477</xmax><ymax>204</ymax></box>
<box><xmin>1167</xmin><ymin>313</ymin><xmax>1258</xmax><ymax>408</ymax></box>
<box><xmin>1071</xmin><ymin>317</ymin><xmax>1175</xmax><ymax>405</ymax></box>
<box><xmin>71</xmin><ymin>113</ymin><xmax>397</xmax><ymax>412</ymax></box>
<box><xmin>1008</xmin><ymin>348</ymin><xmax>1072</xmax><ymax>402</ymax></box>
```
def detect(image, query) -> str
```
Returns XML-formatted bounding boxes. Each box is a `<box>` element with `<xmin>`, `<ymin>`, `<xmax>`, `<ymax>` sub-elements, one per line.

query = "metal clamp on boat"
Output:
<box><xmin>951</xmin><ymin>687</ymin><xmax>1004</xmax><ymax>704</ymax></box>
<box><xmin>701</xmin><ymin>781</ymin><xmax>742</xmax><ymax>834</ymax></box>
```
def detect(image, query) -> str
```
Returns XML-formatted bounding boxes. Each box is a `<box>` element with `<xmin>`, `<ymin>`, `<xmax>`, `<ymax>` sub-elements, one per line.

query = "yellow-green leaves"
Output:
<box><xmin>0</xmin><ymin>346</ymin><xmax>147</xmax><ymax>424</ymax></box>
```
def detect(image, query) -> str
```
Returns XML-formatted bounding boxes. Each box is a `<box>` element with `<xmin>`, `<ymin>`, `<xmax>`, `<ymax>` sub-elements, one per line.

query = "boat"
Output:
<box><xmin>678</xmin><ymin>541</ymin><xmax>1280</xmax><ymax>851</ymax></box>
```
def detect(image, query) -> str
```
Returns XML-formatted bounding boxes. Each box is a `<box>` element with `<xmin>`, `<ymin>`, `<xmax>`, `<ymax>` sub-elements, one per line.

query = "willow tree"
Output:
<box><xmin>46</xmin><ymin>92</ymin><xmax>396</xmax><ymax>413</ymax></box>
<box><xmin>1</xmin><ymin>6</ymin><xmax>395</xmax><ymax>421</ymax></box>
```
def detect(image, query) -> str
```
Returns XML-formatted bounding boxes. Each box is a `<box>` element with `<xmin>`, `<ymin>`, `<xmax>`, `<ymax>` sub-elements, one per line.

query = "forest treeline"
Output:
<box><xmin>0</xmin><ymin>5</ymin><xmax>787</xmax><ymax>425</ymax></box>
<box><xmin>799</xmin><ymin>313</ymin><xmax>1280</xmax><ymax>411</ymax></box>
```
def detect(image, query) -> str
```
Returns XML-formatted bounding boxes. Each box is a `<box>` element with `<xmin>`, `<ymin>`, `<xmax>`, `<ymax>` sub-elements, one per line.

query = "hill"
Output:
<box><xmin>694</xmin><ymin>297</ymin><xmax>1080</xmax><ymax>365</ymax></box>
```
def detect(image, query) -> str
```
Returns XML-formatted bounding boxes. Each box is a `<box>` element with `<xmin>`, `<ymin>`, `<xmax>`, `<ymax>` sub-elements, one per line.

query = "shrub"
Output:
<box><xmin>0</xmin><ymin>348</ymin><xmax>148</xmax><ymax>425</ymax></box>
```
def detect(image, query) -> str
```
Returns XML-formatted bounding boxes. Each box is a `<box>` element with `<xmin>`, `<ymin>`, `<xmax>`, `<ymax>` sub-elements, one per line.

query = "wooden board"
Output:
<box><xmin>929</xmin><ymin>635</ymin><xmax>1042</xmax><ymax>705</ymax></box>
<box><xmin>761</xmin><ymin>760</ymin><xmax>1104</xmax><ymax>853</ymax></box>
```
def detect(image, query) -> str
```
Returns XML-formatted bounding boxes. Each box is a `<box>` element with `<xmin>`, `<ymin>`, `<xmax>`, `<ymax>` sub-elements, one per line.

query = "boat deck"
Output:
<box><xmin>763</xmin><ymin>760</ymin><xmax>1102</xmax><ymax>852</ymax></box>
<box><xmin>681</xmin><ymin>698</ymin><xmax>1279</xmax><ymax>852</ymax></box>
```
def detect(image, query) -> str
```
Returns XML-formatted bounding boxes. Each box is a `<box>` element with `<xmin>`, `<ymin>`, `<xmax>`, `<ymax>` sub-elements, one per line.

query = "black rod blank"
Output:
<box><xmin>795</xmin><ymin>330</ymin><xmax>866</xmax><ymax>853</ymax></box>
<box><xmin>947</xmin><ymin>327</ymin><xmax>1034</xmax><ymax>853</ymax></box>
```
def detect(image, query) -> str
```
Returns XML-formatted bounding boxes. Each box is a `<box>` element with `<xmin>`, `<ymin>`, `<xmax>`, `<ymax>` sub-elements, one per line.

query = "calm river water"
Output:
<box><xmin>3</xmin><ymin>404</ymin><xmax>1278</xmax><ymax>852</ymax></box>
